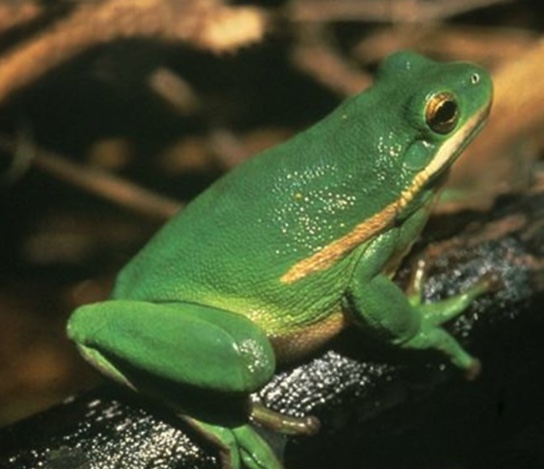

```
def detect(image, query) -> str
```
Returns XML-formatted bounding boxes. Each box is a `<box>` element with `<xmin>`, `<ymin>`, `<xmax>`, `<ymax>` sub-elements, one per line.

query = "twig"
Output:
<box><xmin>353</xmin><ymin>24</ymin><xmax>537</xmax><ymax>64</ymax></box>
<box><xmin>291</xmin><ymin>24</ymin><xmax>371</xmax><ymax>96</ymax></box>
<box><xmin>0</xmin><ymin>0</ymin><xmax>268</xmax><ymax>105</ymax></box>
<box><xmin>148</xmin><ymin>67</ymin><xmax>201</xmax><ymax>116</ymax></box>
<box><xmin>0</xmin><ymin>135</ymin><xmax>181</xmax><ymax>221</ymax></box>
<box><xmin>0</xmin><ymin>1</ymin><xmax>42</xmax><ymax>33</ymax></box>
<box><xmin>289</xmin><ymin>0</ymin><xmax>514</xmax><ymax>23</ymax></box>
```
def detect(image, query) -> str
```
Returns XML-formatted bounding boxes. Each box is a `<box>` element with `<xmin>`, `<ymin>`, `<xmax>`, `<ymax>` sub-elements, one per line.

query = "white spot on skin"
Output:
<box><xmin>271</xmin><ymin>163</ymin><xmax>358</xmax><ymax>255</ymax></box>
<box><xmin>238</xmin><ymin>338</ymin><xmax>270</xmax><ymax>376</ymax></box>
<box><xmin>377</xmin><ymin>131</ymin><xmax>404</xmax><ymax>160</ymax></box>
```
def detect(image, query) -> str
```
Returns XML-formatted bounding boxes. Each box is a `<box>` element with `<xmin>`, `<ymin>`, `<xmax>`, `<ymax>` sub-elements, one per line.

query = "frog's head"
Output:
<box><xmin>373</xmin><ymin>51</ymin><xmax>493</xmax><ymax>217</ymax></box>
<box><xmin>281</xmin><ymin>51</ymin><xmax>492</xmax><ymax>284</ymax></box>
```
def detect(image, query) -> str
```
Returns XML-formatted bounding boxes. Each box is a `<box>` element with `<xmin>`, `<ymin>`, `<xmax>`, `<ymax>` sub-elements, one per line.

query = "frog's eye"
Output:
<box><xmin>425</xmin><ymin>92</ymin><xmax>459</xmax><ymax>134</ymax></box>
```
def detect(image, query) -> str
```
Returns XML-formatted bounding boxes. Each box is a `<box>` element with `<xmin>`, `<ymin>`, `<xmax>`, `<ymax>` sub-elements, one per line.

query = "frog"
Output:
<box><xmin>67</xmin><ymin>51</ymin><xmax>493</xmax><ymax>469</ymax></box>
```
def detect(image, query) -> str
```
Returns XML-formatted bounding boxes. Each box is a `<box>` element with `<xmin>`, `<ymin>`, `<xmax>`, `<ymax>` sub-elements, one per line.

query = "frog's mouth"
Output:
<box><xmin>281</xmin><ymin>102</ymin><xmax>491</xmax><ymax>284</ymax></box>
<box><xmin>399</xmin><ymin>102</ymin><xmax>491</xmax><ymax>206</ymax></box>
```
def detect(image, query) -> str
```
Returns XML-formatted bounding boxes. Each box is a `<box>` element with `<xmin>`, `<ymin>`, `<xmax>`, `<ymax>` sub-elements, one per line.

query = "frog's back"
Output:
<box><xmin>113</xmin><ymin>119</ymin><xmax>368</xmax><ymax>319</ymax></box>
<box><xmin>112</xmin><ymin>88</ymin><xmax>400</xmax><ymax>327</ymax></box>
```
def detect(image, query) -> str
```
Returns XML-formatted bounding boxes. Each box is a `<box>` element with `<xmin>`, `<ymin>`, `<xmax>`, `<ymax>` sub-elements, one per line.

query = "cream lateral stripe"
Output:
<box><xmin>281</xmin><ymin>202</ymin><xmax>399</xmax><ymax>283</ymax></box>
<box><xmin>281</xmin><ymin>106</ymin><xmax>489</xmax><ymax>284</ymax></box>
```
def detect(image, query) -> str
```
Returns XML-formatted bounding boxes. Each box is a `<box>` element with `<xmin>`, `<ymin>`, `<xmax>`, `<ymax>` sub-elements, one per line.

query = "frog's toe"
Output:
<box><xmin>407</xmin><ymin>258</ymin><xmax>428</xmax><ymax>307</ymax></box>
<box><xmin>474</xmin><ymin>271</ymin><xmax>503</xmax><ymax>294</ymax></box>
<box><xmin>233</xmin><ymin>425</ymin><xmax>284</xmax><ymax>469</ymax></box>
<box><xmin>464</xmin><ymin>357</ymin><xmax>482</xmax><ymax>381</ymax></box>
<box><xmin>251</xmin><ymin>402</ymin><xmax>321</xmax><ymax>436</ymax></box>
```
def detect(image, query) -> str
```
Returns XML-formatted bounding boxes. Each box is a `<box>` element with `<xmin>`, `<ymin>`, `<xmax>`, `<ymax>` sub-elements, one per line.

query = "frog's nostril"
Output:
<box><xmin>470</xmin><ymin>73</ymin><xmax>480</xmax><ymax>85</ymax></box>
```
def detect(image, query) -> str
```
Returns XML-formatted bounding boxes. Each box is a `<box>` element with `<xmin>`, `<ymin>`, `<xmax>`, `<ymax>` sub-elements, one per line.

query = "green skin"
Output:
<box><xmin>68</xmin><ymin>52</ymin><xmax>493</xmax><ymax>468</ymax></box>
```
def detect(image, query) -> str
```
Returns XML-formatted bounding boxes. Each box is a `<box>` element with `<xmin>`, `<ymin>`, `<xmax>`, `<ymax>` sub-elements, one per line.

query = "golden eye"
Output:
<box><xmin>425</xmin><ymin>92</ymin><xmax>459</xmax><ymax>134</ymax></box>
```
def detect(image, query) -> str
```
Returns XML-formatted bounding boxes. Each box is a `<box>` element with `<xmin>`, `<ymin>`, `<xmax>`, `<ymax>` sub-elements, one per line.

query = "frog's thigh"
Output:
<box><xmin>67</xmin><ymin>300</ymin><xmax>276</xmax><ymax>393</ymax></box>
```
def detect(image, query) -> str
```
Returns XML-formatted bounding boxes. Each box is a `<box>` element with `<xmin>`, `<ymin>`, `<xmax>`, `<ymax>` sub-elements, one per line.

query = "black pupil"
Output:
<box><xmin>434</xmin><ymin>100</ymin><xmax>457</xmax><ymax>123</ymax></box>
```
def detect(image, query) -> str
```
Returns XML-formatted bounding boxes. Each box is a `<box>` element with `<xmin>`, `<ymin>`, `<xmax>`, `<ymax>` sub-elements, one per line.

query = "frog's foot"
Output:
<box><xmin>251</xmin><ymin>401</ymin><xmax>321</xmax><ymax>436</ymax></box>
<box><xmin>185</xmin><ymin>417</ymin><xmax>284</xmax><ymax>469</ymax></box>
<box><xmin>405</xmin><ymin>272</ymin><xmax>500</xmax><ymax>379</ymax></box>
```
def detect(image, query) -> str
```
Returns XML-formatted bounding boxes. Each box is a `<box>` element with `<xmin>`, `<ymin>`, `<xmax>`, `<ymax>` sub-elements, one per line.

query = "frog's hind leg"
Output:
<box><xmin>67</xmin><ymin>300</ymin><xmax>277</xmax><ymax>395</ymax></box>
<box><xmin>68</xmin><ymin>300</ymin><xmax>283</xmax><ymax>468</ymax></box>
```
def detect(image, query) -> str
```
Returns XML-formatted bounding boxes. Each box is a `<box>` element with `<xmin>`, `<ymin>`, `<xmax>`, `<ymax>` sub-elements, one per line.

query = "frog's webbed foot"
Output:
<box><xmin>184</xmin><ymin>416</ymin><xmax>284</xmax><ymax>469</ymax></box>
<box><xmin>181</xmin><ymin>402</ymin><xmax>319</xmax><ymax>469</ymax></box>
<box><xmin>405</xmin><ymin>259</ymin><xmax>500</xmax><ymax>379</ymax></box>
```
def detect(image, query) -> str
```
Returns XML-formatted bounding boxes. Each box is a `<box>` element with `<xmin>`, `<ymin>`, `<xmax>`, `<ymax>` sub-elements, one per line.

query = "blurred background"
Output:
<box><xmin>0</xmin><ymin>0</ymin><xmax>543</xmax><ymax>432</ymax></box>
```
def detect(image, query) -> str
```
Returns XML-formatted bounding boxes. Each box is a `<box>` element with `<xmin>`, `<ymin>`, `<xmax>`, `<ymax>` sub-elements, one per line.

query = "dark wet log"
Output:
<box><xmin>1</xmin><ymin>190</ymin><xmax>543</xmax><ymax>469</ymax></box>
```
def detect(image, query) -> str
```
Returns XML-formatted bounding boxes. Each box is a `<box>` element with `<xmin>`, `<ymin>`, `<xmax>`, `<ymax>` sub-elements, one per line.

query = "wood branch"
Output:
<box><xmin>288</xmin><ymin>0</ymin><xmax>514</xmax><ymax>23</ymax></box>
<box><xmin>0</xmin><ymin>135</ymin><xmax>181</xmax><ymax>221</ymax></box>
<box><xmin>353</xmin><ymin>25</ymin><xmax>537</xmax><ymax>65</ymax></box>
<box><xmin>0</xmin><ymin>0</ymin><xmax>268</xmax><ymax>105</ymax></box>
<box><xmin>1</xmin><ymin>186</ymin><xmax>542</xmax><ymax>468</ymax></box>
<box><xmin>291</xmin><ymin>24</ymin><xmax>371</xmax><ymax>96</ymax></box>
<box><xmin>148</xmin><ymin>67</ymin><xmax>201</xmax><ymax>116</ymax></box>
<box><xmin>0</xmin><ymin>1</ymin><xmax>42</xmax><ymax>33</ymax></box>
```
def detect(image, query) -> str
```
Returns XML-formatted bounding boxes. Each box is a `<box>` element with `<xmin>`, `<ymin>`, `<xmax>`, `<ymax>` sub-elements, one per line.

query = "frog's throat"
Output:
<box><xmin>281</xmin><ymin>104</ymin><xmax>490</xmax><ymax>284</ymax></box>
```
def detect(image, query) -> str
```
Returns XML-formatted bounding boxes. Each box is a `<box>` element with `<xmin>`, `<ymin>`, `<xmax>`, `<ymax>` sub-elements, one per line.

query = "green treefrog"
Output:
<box><xmin>68</xmin><ymin>51</ymin><xmax>493</xmax><ymax>468</ymax></box>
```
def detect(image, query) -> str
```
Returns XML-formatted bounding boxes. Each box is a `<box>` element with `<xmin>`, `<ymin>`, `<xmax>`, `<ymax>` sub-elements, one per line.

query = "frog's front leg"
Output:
<box><xmin>346</xmin><ymin>257</ymin><xmax>482</xmax><ymax>379</ymax></box>
<box><xmin>67</xmin><ymin>300</ymin><xmax>283</xmax><ymax>469</ymax></box>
